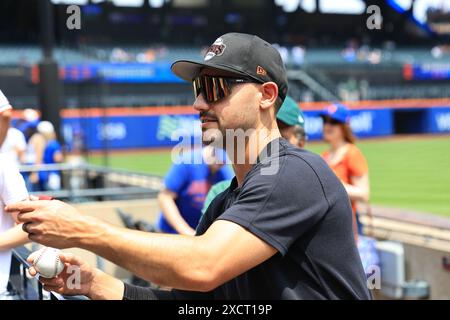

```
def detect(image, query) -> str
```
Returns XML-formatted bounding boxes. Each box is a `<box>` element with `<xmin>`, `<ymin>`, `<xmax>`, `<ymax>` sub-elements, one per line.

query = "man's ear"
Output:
<box><xmin>259</xmin><ymin>82</ymin><xmax>278</xmax><ymax>111</ymax></box>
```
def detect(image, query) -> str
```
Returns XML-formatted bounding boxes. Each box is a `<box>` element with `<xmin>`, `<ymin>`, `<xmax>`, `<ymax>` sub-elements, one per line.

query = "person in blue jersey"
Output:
<box><xmin>157</xmin><ymin>145</ymin><xmax>234</xmax><ymax>235</ymax></box>
<box><xmin>37</xmin><ymin>121</ymin><xmax>64</xmax><ymax>191</ymax></box>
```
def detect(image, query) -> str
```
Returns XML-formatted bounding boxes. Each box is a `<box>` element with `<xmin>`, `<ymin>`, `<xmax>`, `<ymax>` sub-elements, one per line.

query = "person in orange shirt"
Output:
<box><xmin>320</xmin><ymin>103</ymin><xmax>370</xmax><ymax>240</ymax></box>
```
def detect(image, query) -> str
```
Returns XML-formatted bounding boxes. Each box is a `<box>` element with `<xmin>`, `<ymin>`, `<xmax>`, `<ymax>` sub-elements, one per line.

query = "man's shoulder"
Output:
<box><xmin>284</xmin><ymin>145</ymin><xmax>323</xmax><ymax>163</ymax></box>
<box><xmin>285</xmin><ymin>145</ymin><xmax>345</xmax><ymax>189</ymax></box>
<box><xmin>273</xmin><ymin>140</ymin><xmax>334</xmax><ymax>179</ymax></box>
<box><xmin>249</xmin><ymin>139</ymin><xmax>346</xmax><ymax>204</ymax></box>
<box><xmin>197</xmin><ymin>187</ymin><xmax>230</xmax><ymax>234</ymax></box>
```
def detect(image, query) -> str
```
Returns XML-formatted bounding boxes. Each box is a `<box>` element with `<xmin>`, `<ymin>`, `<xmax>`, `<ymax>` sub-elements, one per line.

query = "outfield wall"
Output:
<box><xmin>59</xmin><ymin>98</ymin><xmax>450</xmax><ymax>151</ymax></box>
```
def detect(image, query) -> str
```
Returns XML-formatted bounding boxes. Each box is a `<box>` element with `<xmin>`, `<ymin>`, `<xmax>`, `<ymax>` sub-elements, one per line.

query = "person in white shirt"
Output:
<box><xmin>0</xmin><ymin>90</ymin><xmax>12</xmax><ymax>149</ymax></box>
<box><xmin>0</xmin><ymin>155</ymin><xmax>29</xmax><ymax>299</ymax></box>
<box><xmin>23</xmin><ymin>125</ymin><xmax>46</xmax><ymax>192</ymax></box>
<box><xmin>0</xmin><ymin>127</ymin><xmax>27</xmax><ymax>167</ymax></box>
<box><xmin>0</xmin><ymin>90</ymin><xmax>29</xmax><ymax>299</ymax></box>
<box><xmin>0</xmin><ymin>90</ymin><xmax>26</xmax><ymax>167</ymax></box>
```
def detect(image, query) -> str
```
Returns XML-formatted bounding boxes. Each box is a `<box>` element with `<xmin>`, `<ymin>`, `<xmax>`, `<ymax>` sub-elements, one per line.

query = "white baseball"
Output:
<box><xmin>33</xmin><ymin>247</ymin><xmax>65</xmax><ymax>278</ymax></box>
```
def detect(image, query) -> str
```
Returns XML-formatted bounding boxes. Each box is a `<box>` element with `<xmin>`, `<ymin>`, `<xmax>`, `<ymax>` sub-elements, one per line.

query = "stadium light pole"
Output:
<box><xmin>38</xmin><ymin>0</ymin><xmax>63</xmax><ymax>143</ymax></box>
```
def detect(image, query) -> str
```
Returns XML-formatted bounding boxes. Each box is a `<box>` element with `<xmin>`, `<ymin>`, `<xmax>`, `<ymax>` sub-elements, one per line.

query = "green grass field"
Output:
<box><xmin>88</xmin><ymin>136</ymin><xmax>450</xmax><ymax>217</ymax></box>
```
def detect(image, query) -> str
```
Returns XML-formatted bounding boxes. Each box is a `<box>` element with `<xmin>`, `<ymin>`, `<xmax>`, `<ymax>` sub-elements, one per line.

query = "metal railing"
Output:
<box><xmin>287</xmin><ymin>69</ymin><xmax>339</xmax><ymax>102</ymax></box>
<box><xmin>8</xmin><ymin>246</ymin><xmax>88</xmax><ymax>300</ymax></box>
<box><xmin>19</xmin><ymin>163</ymin><xmax>163</xmax><ymax>202</ymax></box>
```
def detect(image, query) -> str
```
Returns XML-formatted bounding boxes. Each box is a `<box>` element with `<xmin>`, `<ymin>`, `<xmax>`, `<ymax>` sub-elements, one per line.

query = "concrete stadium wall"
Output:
<box><xmin>403</xmin><ymin>244</ymin><xmax>450</xmax><ymax>300</ymax></box>
<box><xmin>362</xmin><ymin>206</ymin><xmax>450</xmax><ymax>300</ymax></box>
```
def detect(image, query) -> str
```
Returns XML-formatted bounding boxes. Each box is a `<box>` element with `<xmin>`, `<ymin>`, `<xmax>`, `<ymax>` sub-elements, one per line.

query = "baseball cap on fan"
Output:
<box><xmin>171</xmin><ymin>33</ymin><xmax>288</xmax><ymax>102</ymax></box>
<box><xmin>319</xmin><ymin>103</ymin><xmax>350</xmax><ymax>124</ymax></box>
<box><xmin>277</xmin><ymin>96</ymin><xmax>305</xmax><ymax>128</ymax></box>
<box><xmin>0</xmin><ymin>90</ymin><xmax>12</xmax><ymax>113</ymax></box>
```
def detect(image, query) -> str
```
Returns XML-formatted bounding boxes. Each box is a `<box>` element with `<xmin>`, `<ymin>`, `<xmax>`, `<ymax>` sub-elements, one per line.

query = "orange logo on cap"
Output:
<box><xmin>256</xmin><ymin>66</ymin><xmax>267</xmax><ymax>76</ymax></box>
<box><xmin>328</xmin><ymin>104</ymin><xmax>338</xmax><ymax>114</ymax></box>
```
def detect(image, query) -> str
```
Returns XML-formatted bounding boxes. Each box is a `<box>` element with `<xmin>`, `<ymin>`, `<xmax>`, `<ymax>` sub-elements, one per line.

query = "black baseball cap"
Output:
<box><xmin>171</xmin><ymin>32</ymin><xmax>288</xmax><ymax>102</ymax></box>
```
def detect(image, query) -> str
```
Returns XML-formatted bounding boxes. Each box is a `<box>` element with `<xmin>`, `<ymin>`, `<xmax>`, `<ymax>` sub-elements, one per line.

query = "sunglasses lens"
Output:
<box><xmin>192</xmin><ymin>76</ymin><xmax>232</xmax><ymax>103</ymax></box>
<box><xmin>204</xmin><ymin>77</ymin><xmax>215</xmax><ymax>102</ymax></box>
<box><xmin>218</xmin><ymin>78</ymin><xmax>230</xmax><ymax>98</ymax></box>
<box><xmin>193</xmin><ymin>78</ymin><xmax>202</xmax><ymax>98</ymax></box>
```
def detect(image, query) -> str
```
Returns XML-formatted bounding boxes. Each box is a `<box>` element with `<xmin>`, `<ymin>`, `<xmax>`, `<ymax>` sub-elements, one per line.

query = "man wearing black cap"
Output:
<box><xmin>7</xmin><ymin>33</ymin><xmax>371</xmax><ymax>300</ymax></box>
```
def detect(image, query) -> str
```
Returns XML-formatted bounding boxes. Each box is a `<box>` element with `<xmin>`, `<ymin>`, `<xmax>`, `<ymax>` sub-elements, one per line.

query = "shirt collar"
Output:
<box><xmin>256</xmin><ymin>137</ymin><xmax>283</xmax><ymax>164</ymax></box>
<box><xmin>229</xmin><ymin>137</ymin><xmax>285</xmax><ymax>191</ymax></box>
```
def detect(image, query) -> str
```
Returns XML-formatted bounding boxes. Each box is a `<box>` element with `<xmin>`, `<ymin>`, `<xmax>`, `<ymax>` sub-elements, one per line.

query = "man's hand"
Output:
<box><xmin>5</xmin><ymin>200</ymin><xmax>96</xmax><ymax>248</ymax></box>
<box><xmin>27</xmin><ymin>249</ymin><xmax>95</xmax><ymax>296</ymax></box>
<box><xmin>7</xmin><ymin>196</ymin><xmax>40</xmax><ymax>223</ymax></box>
<box><xmin>27</xmin><ymin>249</ymin><xmax>124</xmax><ymax>299</ymax></box>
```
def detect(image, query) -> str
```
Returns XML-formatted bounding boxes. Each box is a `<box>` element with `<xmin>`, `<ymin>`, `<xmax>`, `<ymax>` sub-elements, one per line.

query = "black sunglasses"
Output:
<box><xmin>193</xmin><ymin>75</ymin><xmax>258</xmax><ymax>103</ymax></box>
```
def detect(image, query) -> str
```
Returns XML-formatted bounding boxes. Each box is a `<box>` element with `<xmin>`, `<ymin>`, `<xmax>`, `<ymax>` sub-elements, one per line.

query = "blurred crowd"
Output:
<box><xmin>0</xmin><ymin>93</ymin><xmax>64</xmax><ymax>192</ymax></box>
<box><xmin>101</xmin><ymin>46</ymin><xmax>168</xmax><ymax>63</ymax></box>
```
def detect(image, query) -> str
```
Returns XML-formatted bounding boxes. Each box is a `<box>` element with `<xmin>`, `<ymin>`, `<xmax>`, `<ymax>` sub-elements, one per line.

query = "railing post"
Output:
<box><xmin>38</xmin><ymin>282</ymin><xmax>44</xmax><ymax>300</ymax></box>
<box><xmin>21</xmin><ymin>264</ymin><xmax>28</xmax><ymax>300</ymax></box>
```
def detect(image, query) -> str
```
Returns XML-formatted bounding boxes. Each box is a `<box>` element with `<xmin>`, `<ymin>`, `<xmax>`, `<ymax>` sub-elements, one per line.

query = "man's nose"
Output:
<box><xmin>193</xmin><ymin>94</ymin><xmax>211</xmax><ymax>112</ymax></box>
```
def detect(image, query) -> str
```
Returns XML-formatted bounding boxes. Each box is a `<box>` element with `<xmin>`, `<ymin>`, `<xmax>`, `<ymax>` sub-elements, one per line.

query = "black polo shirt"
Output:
<box><xmin>124</xmin><ymin>138</ymin><xmax>371</xmax><ymax>300</ymax></box>
<box><xmin>195</xmin><ymin>138</ymin><xmax>370</xmax><ymax>299</ymax></box>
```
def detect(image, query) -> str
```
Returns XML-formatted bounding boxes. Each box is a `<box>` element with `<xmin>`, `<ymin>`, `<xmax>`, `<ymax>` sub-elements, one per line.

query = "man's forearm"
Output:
<box><xmin>76</xmin><ymin>217</ymin><xmax>214</xmax><ymax>291</ymax></box>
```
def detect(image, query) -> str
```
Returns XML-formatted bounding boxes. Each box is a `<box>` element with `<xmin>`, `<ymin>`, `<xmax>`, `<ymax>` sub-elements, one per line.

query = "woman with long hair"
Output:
<box><xmin>320</xmin><ymin>103</ymin><xmax>370</xmax><ymax>240</ymax></box>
